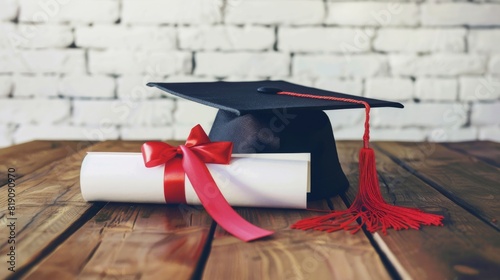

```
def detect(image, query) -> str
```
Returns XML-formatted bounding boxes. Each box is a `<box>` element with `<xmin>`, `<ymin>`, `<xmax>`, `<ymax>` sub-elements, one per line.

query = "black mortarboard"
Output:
<box><xmin>147</xmin><ymin>80</ymin><xmax>403</xmax><ymax>201</ymax></box>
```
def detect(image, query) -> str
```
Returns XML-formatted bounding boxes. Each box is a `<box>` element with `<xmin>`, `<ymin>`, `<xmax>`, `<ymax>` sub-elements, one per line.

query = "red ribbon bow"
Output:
<box><xmin>141</xmin><ymin>124</ymin><xmax>273</xmax><ymax>242</ymax></box>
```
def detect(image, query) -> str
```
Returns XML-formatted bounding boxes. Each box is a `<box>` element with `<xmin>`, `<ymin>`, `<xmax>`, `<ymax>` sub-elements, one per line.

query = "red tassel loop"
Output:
<box><xmin>277</xmin><ymin>91</ymin><xmax>444</xmax><ymax>234</ymax></box>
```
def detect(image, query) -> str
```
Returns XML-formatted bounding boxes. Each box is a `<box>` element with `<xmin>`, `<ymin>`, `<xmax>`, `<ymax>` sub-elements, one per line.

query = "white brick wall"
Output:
<box><xmin>0</xmin><ymin>1</ymin><xmax>499</xmax><ymax>145</ymax></box>
<box><xmin>390</xmin><ymin>54</ymin><xmax>486</xmax><ymax>76</ymax></box>
<box><xmin>14</xmin><ymin>75</ymin><xmax>59</xmax><ymax>97</ymax></box>
<box><xmin>60</xmin><ymin>75</ymin><xmax>116</xmax><ymax>99</ymax></box>
<box><xmin>327</xmin><ymin>2</ymin><xmax>419</xmax><ymax>27</ymax></box>
<box><xmin>293</xmin><ymin>55</ymin><xmax>388</xmax><ymax>78</ymax></box>
<box><xmin>469</xmin><ymin>30</ymin><xmax>500</xmax><ymax>53</ymax></box>
<box><xmin>179</xmin><ymin>26</ymin><xmax>274</xmax><ymax>51</ymax></box>
<box><xmin>195</xmin><ymin>52</ymin><xmax>290</xmax><ymax>77</ymax></box>
<box><xmin>76</xmin><ymin>25</ymin><xmax>177</xmax><ymax>50</ymax></box>
<box><xmin>471</xmin><ymin>102</ymin><xmax>500</xmax><ymax>126</ymax></box>
<box><xmin>279</xmin><ymin>27</ymin><xmax>374</xmax><ymax>53</ymax></box>
<box><xmin>88</xmin><ymin>50</ymin><xmax>192</xmax><ymax>75</ymax></box>
<box><xmin>0</xmin><ymin>49</ymin><xmax>85</xmax><ymax>73</ymax></box>
<box><xmin>122</xmin><ymin>0</ymin><xmax>221</xmax><ymax>24</ymax></box>
<box><xmin>421</xmin><ymin>3</ymin><xmax>500</xmax><ymax>26</ymax></box>
<box><xmin>0</xmin><ymin>124</ymin><xmax>13</xmax><ymax>147</ymax></box>
<box><xmin>19</xmin><ymin>0</ymin><xmax>120</xmax><ymax>24</ymax></box>
<box><xmin>459</xmin><ymin>76</ymin><xmax>500</xmax><ymax>101</ymax></box>
<box><xmin>225</xmin><ymin>1</ymin><xmax>324</xmax><ymax>25</ymax></box>
<box><xmin>415</xmin><ymin>78</ymin><xmax>458</xmax><ymax>101</ymax></box>
<box><xmin>365</xmin><ymin>77</ymin><xmax>413</xmax><ymax>101</ymax></box>
<box><xmin>72</xmin><ymin>99</ymin><xmax>174</xmax><ymax>126</ymax></box>
<box><xmin>0</xmin><ymin>99</ymin><xmax>70</xmax><ymax>124</ymax></box>
<box><xmin>0</xmin><ymin>76</ymin><xmax>12</xmax><ymax>97</ymax></box>
<box><xmin>0</xmin><ymin>0</ymin><xmax>18</xmax><ymax>21</ymax></box>
<box><xmin>374</xmin><ymin>28</ymin><xmax>466</xmax><ymax>53</ymax></box>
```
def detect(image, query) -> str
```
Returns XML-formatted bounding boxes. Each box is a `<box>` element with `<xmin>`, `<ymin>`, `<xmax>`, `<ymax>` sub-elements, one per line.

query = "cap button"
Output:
<box><xmin>257</xmin><ymin>87</ymin><xmax>282</xmax><ymax>94</ymax></box>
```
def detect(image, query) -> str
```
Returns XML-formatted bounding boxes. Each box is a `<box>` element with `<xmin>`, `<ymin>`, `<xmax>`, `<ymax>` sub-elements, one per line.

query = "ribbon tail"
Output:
<box><xmin>179</xmin><ymin>146</ymin><xmax>274</xmax><ymax>242</ymax></box>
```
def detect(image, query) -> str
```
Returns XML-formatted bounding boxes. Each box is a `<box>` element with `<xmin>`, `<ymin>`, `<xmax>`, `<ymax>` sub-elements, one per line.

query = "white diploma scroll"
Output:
<box><xmin>80</xmin><ymin>152</ymin><xmax>310</xmax><ymax>209</ymax></box>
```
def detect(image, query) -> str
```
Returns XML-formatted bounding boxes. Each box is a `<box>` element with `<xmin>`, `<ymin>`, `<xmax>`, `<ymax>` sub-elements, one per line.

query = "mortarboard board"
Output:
<box><xmin>148</xmin><ymin>80</ymin><xmax>444</xmax><ymax>235</ymax></box>
<box><xmin>147</xmin><ymin>80</ymin><xmax>403</xmax><ymax>200</ymax></box>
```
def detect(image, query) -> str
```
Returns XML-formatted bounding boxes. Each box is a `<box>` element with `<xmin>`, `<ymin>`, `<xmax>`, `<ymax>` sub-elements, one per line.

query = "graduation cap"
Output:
<box><xmin>148</xmin><ymin>80</ymin><xmax>444</xmax><ymax>234</ymax></box>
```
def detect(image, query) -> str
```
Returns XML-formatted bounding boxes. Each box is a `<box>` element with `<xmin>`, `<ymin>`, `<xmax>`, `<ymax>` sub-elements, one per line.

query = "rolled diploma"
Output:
<box><xmin>81</xmin><ymin>152</ymin><xmax>310</xmax><ymax>209</ymax></box>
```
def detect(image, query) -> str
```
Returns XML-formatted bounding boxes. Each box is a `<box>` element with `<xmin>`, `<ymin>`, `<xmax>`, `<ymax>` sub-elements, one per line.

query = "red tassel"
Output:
<box><xmin>291</xmin><ymin>147</ymin><xmax>443</xmax><ymax>234</ymax></box>
<box><xmin>276</xmin><ymin>91</ymin><xmax>444</xmax><ymax>234</ymax></box>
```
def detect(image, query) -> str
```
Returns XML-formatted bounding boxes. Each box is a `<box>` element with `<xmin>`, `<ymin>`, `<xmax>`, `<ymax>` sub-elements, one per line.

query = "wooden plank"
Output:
<box><xmin>337</xmin><ymin>141</ymin><xmax>500</xmax><ymax>280</ymax></box>
<box><xmin>0</xmin><ymin>141</ymin><xmax>152</xmax><ymax>279</ymax></box>
<box><xmin>202</xmin><ymin>198</ymin><xmax>391</xmax><ymax>280</ymax></box>
<box><xmin>444</xmin><ymin>141</ymin><xmax>500</xmax><ymax>168</ymax></box>
<box><xmin>20</xmin><ymin>141</ymin><xmax>213</xmax><ymax>279</ymax></box>
<box><xmin>0</xmin><ymin>140</ymin><xmax>93</xmax><ymax>186</ymax></box>
<box><xmin>22</xmin><ymin>204</ymin><xmax>213</xmax><ymax>280</ymax></box>
<box><xmin>375</xmin><ymin>142</ymin><xmax>500</xmax><ymax>230</ymax></box>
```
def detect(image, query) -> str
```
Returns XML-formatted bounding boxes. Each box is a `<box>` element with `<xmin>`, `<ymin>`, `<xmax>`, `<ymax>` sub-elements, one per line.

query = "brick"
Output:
<box><xmin>490</xmin><ymin>55</ymin><xmax>500</xmax><ymax>75</ymax></box>
<box><xmin>427</xmin><ymin>127</ymin><xmax>477</xmax><ymax>142</ymax></box>
<box><xmin>13</xmin><ymin>75</ymin><xmax>58</xmax><ymax>97</ymax></box>
<box><xmin>293</xmin><ymin>54</ymin><xmax>388</xmax><ymax>78</ymax></box>
<box><xmin>327</xmin><ymin>2</ymin><xmax>419</xmax><ymax>26</ymax></box>
<box><xmin>179</xmin><ymin>26</ymin><xmax>274</xmax><ymax>51</ymax></box>
<box><xmin>195</xmin><ymin>52</ymin><xmax>290</xmax><ymax>77</ymax></box>
<box><xmin>13</xmin><ymin>124</ymin><xmax>119</xmax><ymax>143</ymax></box>
<box><xmin>13</xmin><ymin>24</ymin><xmax>73</xmax><ymax>48</ymax></box>
<box><xmin>471</xmin><ymin>102</ymin><xmax>500</xmax><ymax>126</ymax></box>
<box><xmin>415</xmin><ymin>78</ymin><xmax>458</xmax><ymax>101</ymax></box>
<box><xmin>459</xmin><ymin>76</ymin><xmax>500</xmax><ymax>101</ymax></box>
<box><xmin>325</xmin><ymin>109</ymin><xmax>365</xmax><ymax>130</ymax></box>
<box><xmin>72</xmin><ymin>99</ymin><xmax>174</xmax><ymax>126</ymax></box>
<box><xmin>422</xmin><ymin>3</ymin><xmax>500</xmax><ymax>26</ymax></box>
<box><xmin>0</xmin><ymin>23</ymin><xmax>17</xmax><ymax>49</ymax></box>
<box><xmin>0</xmin><ymin>99</ymin><xmax>70</xmax><ymax>124</ymax></box>
<box><xmin>315</xmin><ymin>78</ymin><xmax>363</xmax><ymax>95</ymax></box>
<box><xmin>122</xmin><ymin>0</ymin><xmax>221</xmax><ymax>24</ymax></box>
<box><xmin>374</xmin><ymin>28</ymin><xmax>465</xmax><ymax>53</ymax></box>
<box><xmin>0</xmin><ymin>76</ymin><xmax>13</xmax><ymax>97</ymax></box>
<box><xmin>174</xmin><ymin>124</ymin><xmax>213</xmax><ymax>141</ymax></box>
<box><xmin>279</xmin><ymin>27</ymin><xmax>374</xmax><ymax>53</ymax></box>
<box><xmin>60</xmin><ymin>75</ymin><xmax>115</xmax><ymax>99</ymax></box>
<box><xmin>88</xmin><ymin>50</ymin><xmax>191</xmax><ymax>75</ymax></box>
<box><xmin>0</xmin><ymin>49</ymin><xmax>85</xmax><ymax>73</ymax></box>
<box><xmin>0</xmin><ymin>0</ymin><xmax>18</xmax><ymax>21</ymax></box>
<box><xmin>469</xmin><ymin>29</ymin><xmax>500</xmax><ymax>53</ymax></box>
<box><xmin>117</xmin><ymin>75</ymin><xmax>166</xmax><ymax>100</ymax></box>
<box><xmin>334</xmin><ymin>127</ymin><xmax>426</xmax><ymax>141</ymax></box>
<box><xmin>365</xmin><ymin>77</ymin><xmax>413</xmax><ymax>101</ymax></box>
<box><xmin>479</xmin><ymin>126</ymin><xmax>500</xmax><ymax>142</ymax></box>
<box><xmin>390</xmin><ymin>54</ymin><xmax>486</xmax><ymax>76</ymax></box>
<box><xmin>76</xmin><ymin>25</ymin><xmax>176</xmax><ymax>50</ymax></box>
<box><xmin>19</xmin><ymin>0</ymin><xmax>119</xmax><ymax>24</ymax></box>
<box><xmin>269</xmin><ymin>77</ymin><xmax>314</xmax><ymax>87</ymax></box>
<box><xmin>120</xmin><ymin>126</ymin><xmax>174</xmax><ymax>141</ymax></box>
<box><xmin>0</xmin><ymin>125</ymin><xmax>12</xmax><ymax>148</ymax></box>
<box><xmin>225</xmin><ymin>1</ymin><xmax>324</xmax><ymax>25</ymax></box>
<box><xmin>372</xmin><ymin>103</ymin><xmax>469</xmax><ymax>128</ymax></box>
<box><xmin>174</xmin><ymin>100</ymin><xmax>218</xmax><ymax>125</ymax></box>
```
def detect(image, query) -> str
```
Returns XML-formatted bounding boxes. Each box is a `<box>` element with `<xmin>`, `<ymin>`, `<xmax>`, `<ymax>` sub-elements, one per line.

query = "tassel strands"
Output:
<box><xmin>277</xmin><ymin>91</ymin><xmax>444</xmax><ymax>234</ymax></box>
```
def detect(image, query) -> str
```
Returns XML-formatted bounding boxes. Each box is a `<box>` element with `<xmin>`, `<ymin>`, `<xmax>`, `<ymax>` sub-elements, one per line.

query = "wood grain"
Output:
<box><xmin>337</xmin><ymin>141</ymin><xmax>500</xmax><ymax>280</ymax></box>
<box><xmin>0</xmin><ymin>140</ymin><xmax>93</xmax><ymax>186</ymax></box>
<box><xmin>444</xmin><ymin>141</ymin><xmax>500</xmax><ymax>168</ymax></box>
<box><xmin>23</xmin><ymin>204</ymin><xmax>213</xmax><ymax>280</ymax></box>
<box><xmin>0</xmin><ymin>141</ymin><xmax>148</xmax><ymax>279</ymax></box>
<box><xmin>202</xmin><ymin>199</ymin><xmax>391</xmax><ymax>280</ymax></box>
<box><xmin>375</xmin><ymin>142</ymin><xmax>500</xmax><ymax>230</ymax></box>
<box><xmin>21</xmin><ymin>141</ymin><xmax>213</xmax><ymax>280</ymax></box>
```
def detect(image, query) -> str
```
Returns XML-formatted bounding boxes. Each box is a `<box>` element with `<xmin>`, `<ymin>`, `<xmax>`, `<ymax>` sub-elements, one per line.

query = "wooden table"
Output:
<box><xmin>1</xmin><ymin>140</ymin><xmax>499</xmax><ymax>280</ymax></box>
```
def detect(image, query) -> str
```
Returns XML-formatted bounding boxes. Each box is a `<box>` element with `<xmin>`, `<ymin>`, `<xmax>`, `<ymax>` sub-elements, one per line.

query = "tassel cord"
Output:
<box><xmin>279</xmin><ymin>90</ymin><xmax>445</xmax><ymax>234</ymax></box>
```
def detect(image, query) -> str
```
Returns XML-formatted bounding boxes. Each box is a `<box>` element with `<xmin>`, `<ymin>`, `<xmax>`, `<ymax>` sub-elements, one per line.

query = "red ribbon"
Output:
<box><xmin>141</xmin><ymin>124</ymin><xmax>273</xmax><ymax>242</ymax></box>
